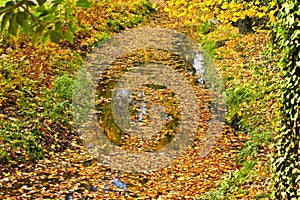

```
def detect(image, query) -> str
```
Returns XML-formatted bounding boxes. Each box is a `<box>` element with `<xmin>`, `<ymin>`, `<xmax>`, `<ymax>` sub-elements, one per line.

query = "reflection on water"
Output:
<box><xmin>96</xmin><ymin>69</ymin><xmax>181</xmax><ymax>151</ymax></box>
<box><xmin>94</xmin><ymin>49</ymin><xmax>205</xmax><ymax>152</ymax></box>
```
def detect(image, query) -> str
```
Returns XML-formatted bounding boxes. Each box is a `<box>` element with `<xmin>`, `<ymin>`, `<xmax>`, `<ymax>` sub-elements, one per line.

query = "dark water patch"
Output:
<box><xmin>94</xmin><ymin>49</ymin><xmax>202</xmax><ymax>152</ymax></box>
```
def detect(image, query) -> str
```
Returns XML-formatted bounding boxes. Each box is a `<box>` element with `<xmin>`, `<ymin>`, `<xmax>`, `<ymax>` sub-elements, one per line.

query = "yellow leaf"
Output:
<box><xmin>232</xmin><ymin>17</ymin><xmax>239</xmax><ymax>22</ymax></box>
<box><xmin>256</xmin><ymin>12</ymin><xmax>265</xmax><ymax>18</ymax></box>
<box><xmin>247</xmin><ymin>8</ymin><xmax>257</xmax><ymax>18</ymax></box>
<box><xmin>240</xmin><ymin>13</ymin><xmax>246</xmax><ymax>19</ymax></box>
<box><xmin>157</xmin><ymin>196</ymin><xmax>164</xmax><ymax>200</ymax></box>
<box><xmin>221</xmin><ymin>1</ymin><xmax>228</xmax><ymax>9</ymax></box>
<box><xmin>16</xmin><ymin>170</ymin><xmax>22</xmax><ymax>176</ymax></box>
<box><xmin>184</xmin><ymin>19</ymin><xmax>191</xmax><ymax>24</ymax></box>
<box><xmin>2</xmin><ymin>172</ymin><xmax>10</xmax><ymax>176</ymax></box>
<box><xmin>237</xmin><ymin>111</ymin><xmax>242</xmax><ymax>116</ymax></box>
<box><xmin>164</xmin><ymin>7</ymin><xmax>170</xmax><ymax>12</ymax></box>
<box><xmin>176</xmin><ymin>11</ymin><xmax>187</xmax><ymax>18</ymax></box>
<box><xmin>236</xmin><ymin>194</ymin><xmax>245</xmax><ymax>198</ymax></box>
<box><xmin>152</xmin><ymin>2</ymin><xmax>157</xmax><ymax>9</ymax></box>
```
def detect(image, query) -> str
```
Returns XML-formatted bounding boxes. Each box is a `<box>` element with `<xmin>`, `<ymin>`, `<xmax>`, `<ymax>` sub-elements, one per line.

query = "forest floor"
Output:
<box><xmin>0</xmin><ymin>1</ymin><xmax>278</xmax><ymax>199</ymax></box>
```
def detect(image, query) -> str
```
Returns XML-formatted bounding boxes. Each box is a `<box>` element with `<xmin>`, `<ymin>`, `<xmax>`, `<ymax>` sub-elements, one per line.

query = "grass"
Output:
<box><xmin>0</xmin><ymin>2</ymin><xmax>279</xmax><ymax>198</ymax></box>
<box><xmin>0</xmin><ymin>0</ymin><xmax>156</xmax><ymax>165</ymax></box>
<box><xmin>198</xmin><ymin>23</ymin><xmax>279</xmax><ymax>199</ymax></box>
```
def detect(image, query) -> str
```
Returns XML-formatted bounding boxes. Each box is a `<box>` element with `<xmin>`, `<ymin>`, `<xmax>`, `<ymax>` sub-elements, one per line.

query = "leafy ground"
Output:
<box><xmin>200</xmin><ymin>22</ymin><xmax>278</xmax><ymax>199</ymax></box>
<box><xmin>0</xmin><ymin>0</ymin><xmax>278</xmax><ymax>199</ymax></box>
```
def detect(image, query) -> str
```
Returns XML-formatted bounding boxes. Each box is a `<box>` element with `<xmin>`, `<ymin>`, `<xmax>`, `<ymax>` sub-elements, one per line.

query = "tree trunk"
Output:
<box><xmin>237</xmin><ymin>16</ymin><xmax>253</xmax><ymax>34</ymax></box>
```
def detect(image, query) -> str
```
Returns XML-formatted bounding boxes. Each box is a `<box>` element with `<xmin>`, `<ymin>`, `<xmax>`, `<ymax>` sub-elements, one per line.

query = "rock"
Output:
<box><xmin>112</xmin><ymin>179</ymin><xmax>127</xmax><ymax>189</ymax></box>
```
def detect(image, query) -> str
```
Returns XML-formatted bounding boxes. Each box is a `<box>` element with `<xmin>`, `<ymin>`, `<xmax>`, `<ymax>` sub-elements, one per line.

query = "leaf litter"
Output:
<box><xmin>0</xmin><ymin>2</ymin><xmax>257</xmax><ymax>199</ymax></box>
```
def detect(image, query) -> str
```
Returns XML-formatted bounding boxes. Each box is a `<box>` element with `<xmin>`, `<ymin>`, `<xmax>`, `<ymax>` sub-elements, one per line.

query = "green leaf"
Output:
<box><xmin>8</xmin><ymin>14</ymin><xmax>18</xmax><ymax>36</ymax></box>
<box><xmin>16</xmin><ymin>12</ymin><xmax>27</xmax><ymax>26</ymax></box>
<box><xmin>5</xmin><ymin>1</ymin><xmax>15</xmax><ymax>7</ymax></box>
<box><xmin>0</xmin><ymin>6</ymin><xmax>5</xmax><ymax>12</ymax></box>
<box><xmin>32</xmin><ymin>31</ymin><xmax>40</xmax><ymax>44</ymax></box>
<box><xmin>32</xmin><ymin>26</ymin><xmax>44</xmax><ymax>44</ymax></box>
<box><xmin>52</xmin><ymin>0</ymin><xmax>64</xmax><ymax>4</ymax></box>
<box><xmin>55</xmin><ymin>22</ymin><xmax>62</xmax><ymax>32</ymax></box>
<box><xmin>38</xmin><ymin>10</ymin><xmax>49</xmax><ymax>18</ymax></box>
<box><xmin>66</xmin><ymin>13</ymin><xmax>79</xmax><ymax>22</ymax></box>
<box><xmin>0</xmin><ymin>12</ymin><xmax>12</xmax><ymax>33</ymax></box>
<box><xmin>50</xmin><ymin>30</ymin><xmax>63</xmax><ymax>43</ymax></box>
<box><xmin>48</xmin><ymin>6</ymin><xmax>57</xmax><ymax>14</ymax></box>
<box><xmin>36</xmin><ymin>5</ymin><xmax>46</xmax><ymax>12</ymax></box>
<box><xmin>27</xmin><ymin>0</ymin><xmax>37</xmax><ymax>7</ymax></box>
<box><xmin>76</xmin><ymin>0</ymin><xmax>91</xmax><ymax>8</ymax></box>
<box><xmin>42</xmin><ymin>30</ymin><xmax>50</xmax><ymax>44</ymax></box>
<box><xmin>37</xmin><ymin>0</ymin><xmax>47</xmax><ymax>6</ymax></box>
<box><xmin>21</xmin><ymin>20</ymin><xmax>30</xmax><ymax>35</ymax></box>
<box><xmin>64</xmin><ymin>30</ymin><xmax>74</xmax><ymax>43</ymax></box>
<box><xmin>291</xmin><ymin>30</ymin><xmax>300</xmax><ymax>40</ymax></box>
<box><xmin>68</xmin><ymin>22</ymin><xmax>77</xmax><ymax>32</ymax></box>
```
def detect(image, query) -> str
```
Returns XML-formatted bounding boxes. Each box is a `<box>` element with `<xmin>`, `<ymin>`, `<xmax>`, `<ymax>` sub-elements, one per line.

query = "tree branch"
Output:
<box><xmin>20</xmin><ymin>4</ymin><xmax>43</xmax><ymax>24</ymax></box>
<box><xmin>0</xmin><ymin>0</ymin><xmax>28</xmax><ymax>16</ymax></box>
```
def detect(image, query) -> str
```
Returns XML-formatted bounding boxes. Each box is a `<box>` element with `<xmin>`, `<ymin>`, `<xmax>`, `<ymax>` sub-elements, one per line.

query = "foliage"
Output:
<box><xmin>203</xmin><ymin>160</ymin><xmax>259</xmax><ymax>199</ymax></box>
<box><xmin>104</xmin><ymin>0</ymin><xmax>155</xmax><ymax>32</ymax></box>
<box><xmin>0</xmin><ymin>6</ymin><xmax>248</xmax><ymax>198</ymax></box>
<box><xmin>196</xmin><ymin>22</ymin><xmax>279</xmax><ymax>198</ymax></box>
<box><xmin>0</xmin><ymin>0</ymin><xmax>91</xmax><ymax>44</ymax></box>
<box><xmin>198</xmin><ymin>21</ymin><xmax>217</xmax><ymax>34</ymax></box>
<box><xmin>0</xmin><ymin>1</ymin><xmax>284</xmax><ymax>198</ymax></box>
<box><xmin>163</xmin><ymin>0</ymin><xmax>275</xmax><ymax>26</ymax></box>
<box><xmin>0</xmin><ymin>0</ymin><xmax>155</xmax><ymax>166</ymax></box>
<box><xmin>0</xmin><ymin>49</ymin><xmax>82</xmax><ymax>165</ymax></box>
<box><xmin>271</xmin><ymin>0</ymin><xmax>300</xmax><ymax>199</ymax></box>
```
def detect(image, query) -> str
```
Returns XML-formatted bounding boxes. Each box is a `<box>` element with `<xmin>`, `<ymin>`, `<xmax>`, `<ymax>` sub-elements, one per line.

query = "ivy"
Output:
<box><xmin>271</xmin><ymin>0</ymin><xmax>300</xmax><ymax>199</ymax></box>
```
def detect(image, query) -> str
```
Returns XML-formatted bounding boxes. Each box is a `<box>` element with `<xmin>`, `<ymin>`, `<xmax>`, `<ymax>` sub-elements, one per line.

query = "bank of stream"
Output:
<box><xmin>0</xmin><ymin>3</ymin><xmax>255</xmax><ymax>199</ymax></box>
